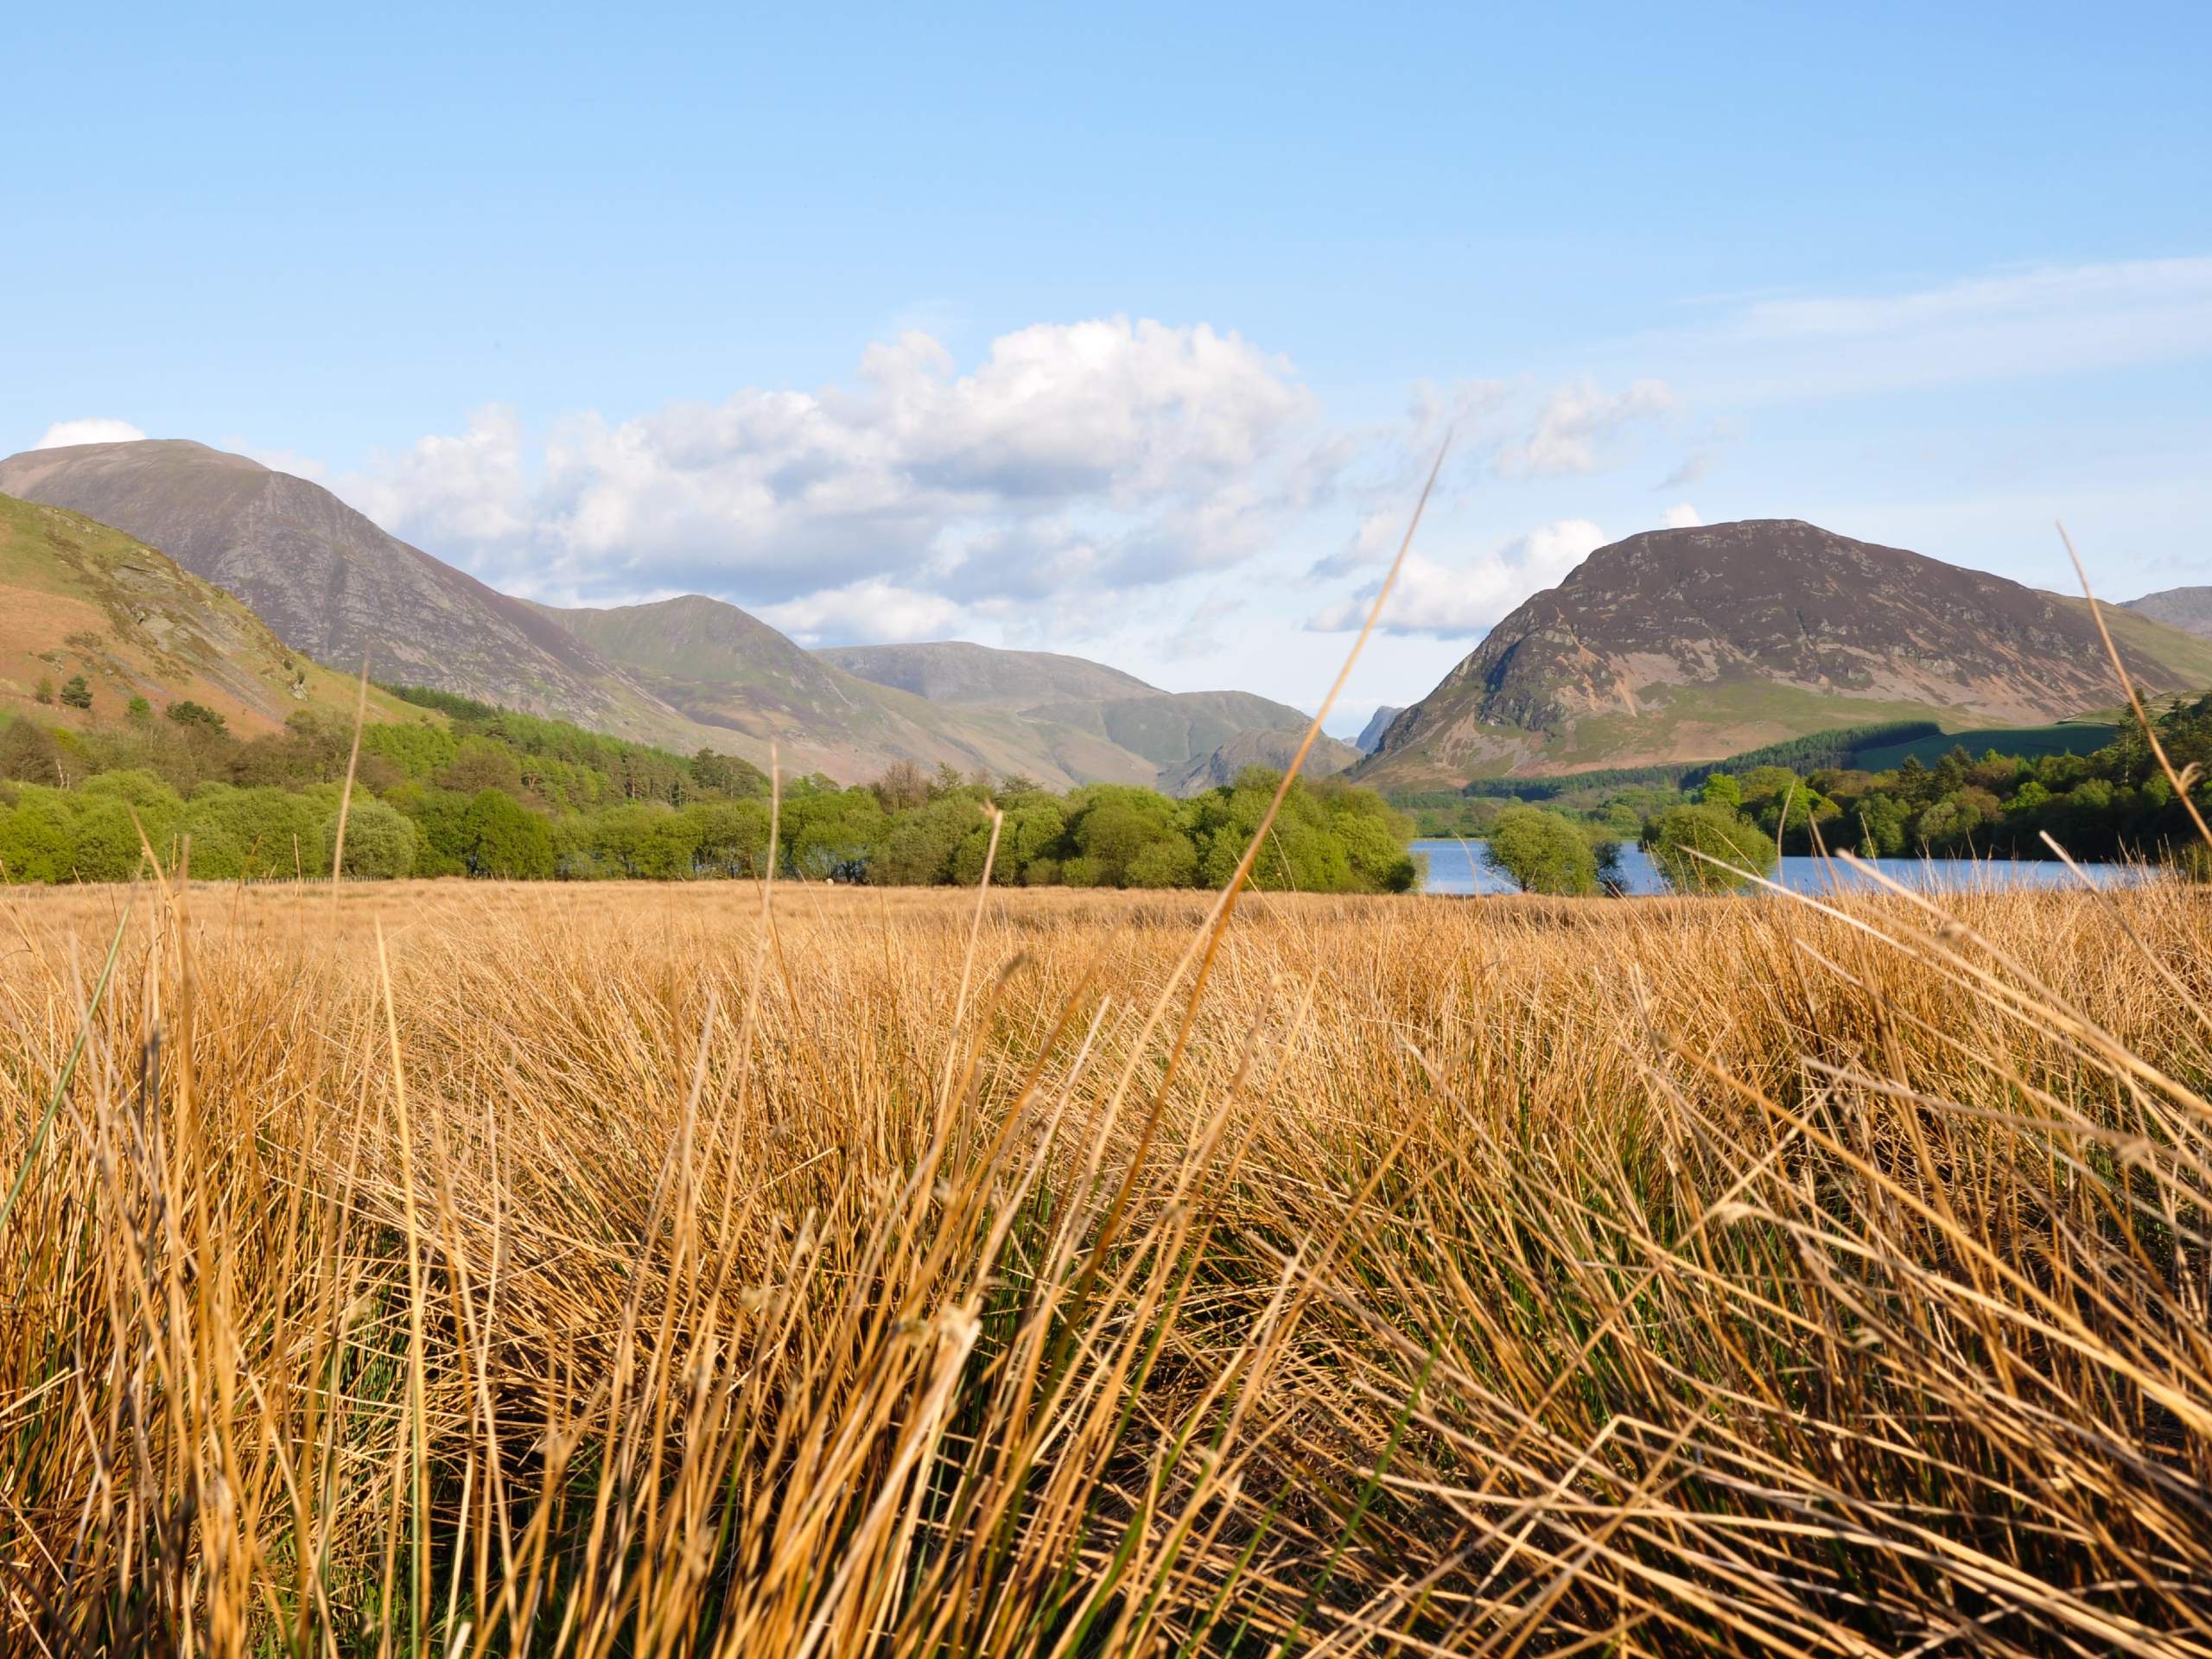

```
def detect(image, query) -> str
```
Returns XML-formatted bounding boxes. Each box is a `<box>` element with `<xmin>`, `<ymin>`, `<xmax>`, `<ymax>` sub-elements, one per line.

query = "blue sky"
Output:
<box><xmin>7</xmin><ymin>2</ymin><xmax>2209</xmax><ymax>730</ymax></box>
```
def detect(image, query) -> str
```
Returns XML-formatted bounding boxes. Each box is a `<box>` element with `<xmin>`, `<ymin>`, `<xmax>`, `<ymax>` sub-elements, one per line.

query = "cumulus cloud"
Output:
<box><xmin>759</xmin><ymin>578</ymin><xmax>963</xmax><ymax>645</ymax></box>
<box><xmin>340</xmin><ymin>321</ymin><xmax>1324</xmax><ymax>617</ymax></box>
<box><xmin>1308</xmin><ymin>518</ymin><xmax>1606</xmax><ymax>638</ymax></box>
<box><xmin>33</xmin><ymin>417</ymin><xmax>146</xmax><ymax>450</ymax></box>
<box><xmin>345</xmin><ymin>404</ymin><xmax>533</xmax><ymax>546</ymax></box>
<box><xmin>1662</xmin><ymin>502</ymin><xmax>1702</xmax><ymax>528</ymax></box>
<box><xmin>1492</xmin><ymin>379</ymin><xmax>1674</xmax><ymax>479</ymax></box>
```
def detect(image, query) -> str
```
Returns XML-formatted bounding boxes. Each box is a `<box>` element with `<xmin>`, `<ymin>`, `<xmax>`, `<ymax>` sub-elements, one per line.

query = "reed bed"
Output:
<box><xmin>2</xmin><ymin>874</ymin><xmax>2209</xmax><ymax>1656</ymax></box>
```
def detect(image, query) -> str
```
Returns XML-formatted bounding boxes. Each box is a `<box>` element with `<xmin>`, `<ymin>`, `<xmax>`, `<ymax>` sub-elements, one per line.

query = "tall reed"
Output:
<box><xmin>2</xmin><ymin>873</ymin><xmax>2208</xmax><ymax>1656</ymax></box>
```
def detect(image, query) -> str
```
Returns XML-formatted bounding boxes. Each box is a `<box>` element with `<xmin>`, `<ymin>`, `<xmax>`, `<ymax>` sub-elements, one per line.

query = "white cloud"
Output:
<box><xmin>1662</xmin><ymin>502</ymin><xmax>1702</xmax><ymax>528</ymax></box>
<box><xmin>759</xmin><ymin>577</ymin><xmax>963</xmax><ymax>645</ymax></box>
<box><xmin>340</xmin><ymin>321</ymin><xmax>1324</xmax><ymax>611</ymax></box>
<box><xmin>1492</xmin><ymin>378</ymin><xmax>1674</xmax><ymax>478</ymax></box>
<box><xmin>344</xmin><ymin>404</ymin><xmax>532</xmax><ymax>546</ymax></box>
<box><xmin>1673</xmin><ymin>257</ymin><xmax>2212</xmax><ymax>403</ymax></box>
<box><xmin>1308</xmin><ymin>518</ymin><xmax>1606</xmax><ymax>638</ymax></box>
<box><xmin>33</xmin><ymin>417</ymin><xmax>145</xmax><ymax>450</ymax></box>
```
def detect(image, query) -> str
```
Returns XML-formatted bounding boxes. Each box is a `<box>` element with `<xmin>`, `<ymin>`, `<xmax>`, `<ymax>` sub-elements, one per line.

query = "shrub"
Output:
<box><xmin>328</xmin><ymin>797</ymin><xmax>419</xmax><ymax>879</ymax></box>
<box><xmin>166</xmin><ymin>700</ymin><xmax>228</xmax><ymax>733</ymax></box>
<box><xmin>1644</xmin><ymin>803</ymin><xmax>1777</xmax><ymax>893</ymax></box>
<box><xmin>59</xmin><ymin>674</ymin><xmax>93</xmax><ymax>710</ymax></box>
<box><xmin>873</xmin><ymin>795</ymin><xmax>986</xmax><ymax>886</ymax></box>
<box><xmin>0</xmin><ymin>790</ymin><xmax>73</xmax><ymax>881</ymax></box>
<box><xmin>685</xmin><ymin>799</ymin><xmax>773</xmax><ymax>877</ymax></box>
<box><xmin>466</xmin><ymin>790</ymin><xmax>556</xmax><ymax>879</ymax></box>
<box><xmin>1483</xmin><ymin>805</ymin><xmax>1599</xmax><ymax>895</ymax></box>
<box><xmin>0</xmin><ymin>720</ymin><xmax>62</xmax><ymax>785</ymax></box>
<box><xmin>588</xmin><ymin>802</ymin><xmax>696</xmax><ymax>880</ymax></box>
<box><xmin>783</xmin><ymin>789</ymin><xmax>887</xmax><ymax>880</ymax></box>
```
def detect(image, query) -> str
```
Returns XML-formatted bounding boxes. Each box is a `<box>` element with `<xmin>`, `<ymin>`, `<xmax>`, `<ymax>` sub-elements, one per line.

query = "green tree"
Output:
<box><xmin>873</xmin><ymin>795</ymin><xmax>986</xmax><ymax>886</ymax></box>
<box><xmin>1644</xmin><ymin>804</ymin><xmax>1777</xmax><ymax>893</ymax></box>
<box><xmin>386</xmin><ymin>785</ymin><xmax>474</xmax><ymax>875</ymax></box>
<box><xmin>783</xmin><ymin>788</ymin><xmax>887</xmax><ymax>880</ymax></box>
<box><xmin>684</xmin><ymin>799</ymin><xmax>773</xmax><ymax>876</ymax></box>
<box><xmin>1071</xmin><ymin>785</ymin><xmax>1197</xmax><ymax>887</ymax></box>
<box><xmin>588</xmin><ymin>801</ymin><xmax>696</xmax><ymax>879</ymax></box>
<box><xmin>59</xmin><ymin>674</ymin><xmax>93</xmax><ymax>710</ymax></box>
<box><xmin>1124</xmin><ymin>835</ymin><xmax>1200</xmax><ymax>887</ymax></box>
<box><xmin>1852</xmin><ymin>792</ymin><xmax>1910</xmax><ymax>857</ymax></box>
<box><xmin>1324</xmin><ymin>787</ymin><xmax>1419</xmax><ymax>892</ymax></box>
<box><xmin>689</xmin><ymin>748</ymin><xmax>766</xmax><ymax>798</ymax></box>
<box><xmin>69</xmin><ymin>797</ymin><xmax>146</xmax><ymax>881</ymax></box>
<box><xmin>1700</xmin><ymin>772</ymin><xmax>1742</xmax><ymax>808</ymax></box>
<box><xmin>183</xmin><ymin>785</ymin><xmax>327</xmax><ymax>879</ymax></box>
<box><xmin>0</xmin><ymin>719</ymin><xmax>62</xmax><ymax>785</ymax></box>
<box><xmin>125</xmin><ymin>695</ymin><xmax>152</xmax><ymax>725</ymax></box>
<box><xmin>465</xmin><ymin>789</ymin><xmax>556</xmax><ymax>878</ymax></box>
<box><xmin>327</xmin><ymin>797</ymin><xmax>419</xmax><ymax>879</ymax></box>
<box><xmin>438</xmin><ymin>735</ymin><xmax>528</xmax><ymax>798</ymax></box>
<box><xmin>950</xmin><ymin>798</ymin><xmax>1067</xmax><ymax>886</ymax></box>
<box><xmin>1483</xmin><ymin>805</ymin><xmax>1599</xmax><ymax>895</ymax></box>
<box><xmin>166</xmin><ymin>700</ymin><xmax>228</xmax><ymax>733</ymax></box>
<box><xmin>0</xmin><ymin>790</ymin><xmax>73</xmax><ymax>881</ymax></box>
<box><xmin>360</xmin><ymin>721</ymin><xmax>460</xmax><ymax>782</ymax></box>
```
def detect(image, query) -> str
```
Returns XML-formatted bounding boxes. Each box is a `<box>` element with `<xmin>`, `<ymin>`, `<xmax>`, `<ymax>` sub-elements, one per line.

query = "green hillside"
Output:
<box><xmin>1851</xmin><ymin>721</ymin><xmax>2121</xmax><ymax>772</ymax></box>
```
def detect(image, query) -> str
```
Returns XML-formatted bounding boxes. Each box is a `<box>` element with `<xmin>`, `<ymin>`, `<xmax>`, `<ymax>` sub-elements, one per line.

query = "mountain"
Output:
<box><xmin>0</xmin><ymin>492</ymin><xmax>418</xmax><ymax>733</ymax></box>
<box><xmin>1353</xmin><ymin>706</ymin><xmax>1402</xmax><ymax>753</ymax></box>
<box><xmin>821</xmin><ymin>639</ymin><xmax>1338</xmax><ymax>784</ymax></box>
<box><xmin>1159</xmin><ymin>728</ymin><xmax>1362</xmax><ymax>797</ymax></box>
<box><xmin>817</xmin><ymin>641</ymin><xmax>1159</xmax><ymax>710</ymax></box>
<box><xmin>533</xmin><ymin>596</ymin><xmax>1158</xmax><ymax>787</ymax></box>
<box><xmin>2123</xmin><ymin>587</ymin><xmax>2212</xmax><ymax>639</ymax></box>
<box><xmin>0</xmin><ymin>440</ymin><xmax>1377</xmax><ymax>792</ymax></box>
<box><xmin>1023</xmin><ymin>690</ymin><xmax>1320</xmax><ymax>772</ymax></box>
<box><xmin>0</xmin><ymin>440</ymin><xmax>715</xmax><ymax>752</ymax></box>
<box><xmin>1363</xmin><ymin>519</ymin><xmax>2212</xmax><ymax>787</ymax></box>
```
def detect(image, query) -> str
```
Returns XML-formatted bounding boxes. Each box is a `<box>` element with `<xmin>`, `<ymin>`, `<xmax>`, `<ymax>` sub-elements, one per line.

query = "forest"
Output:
<box><xmin>0</xmin><ymin>686</ymin><xmax>1417</xmax><ymax>891</ymax></box>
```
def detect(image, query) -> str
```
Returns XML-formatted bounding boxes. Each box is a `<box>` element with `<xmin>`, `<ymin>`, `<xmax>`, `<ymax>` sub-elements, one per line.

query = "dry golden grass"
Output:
<box><xmin>3</xmin><ymin>874</ymin><xmax>2210</xmax><ymax>1656</ymax></box>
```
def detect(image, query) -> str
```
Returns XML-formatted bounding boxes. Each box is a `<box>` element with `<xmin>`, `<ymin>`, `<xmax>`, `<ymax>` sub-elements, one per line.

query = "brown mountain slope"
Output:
<box><xmin>0</xmin><ymin>440</ymin><xmax>716</xmax><ymax>751</ymax></box>
<box><xmin>2123</xmin><ymin>586</ymin><xmax>2212</xmax><ymax>639</ymax></box>
<box><xmin>1159</xmin><ymin>728</ymin><xmax>1361</xmax><ymax>797</ymax></box>
<box><xmin>1362</xmin><ymin>519</ymin><xmax>2212</xmax><ymax>786</ymax></box>
<box><xmin>534</xmin><ymin>596</ymin><xmax>1158</xmax><ymax>788</ymax></box>
<box><xmin>1024</xmin><ymin>690</ymin><xmax>1321</xmax><ymax>772</ymax></box>
<box><xmin>0</xmin><ymin>492</ymin><xmax>419</xmax><ymax>734</ymax></box>
<box><xmin>817</xmin><ymin>641</ymin><xmax>1160</xmax><ymax>709</ymax></box>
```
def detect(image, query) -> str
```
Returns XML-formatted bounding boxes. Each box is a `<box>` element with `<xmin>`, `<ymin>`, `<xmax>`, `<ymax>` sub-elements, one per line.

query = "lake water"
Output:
<box><xmin>1412</xmin><ymin>839</ymin><xmax>2154</xmax><ymax>897</ymax></box>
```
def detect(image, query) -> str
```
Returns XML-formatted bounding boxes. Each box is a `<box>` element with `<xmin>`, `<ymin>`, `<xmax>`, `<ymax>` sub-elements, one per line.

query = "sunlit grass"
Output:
<box><xmin>2</xmin><ymin>873</ymin><xmax>2209</xmax><ymax>1656</ymax></box>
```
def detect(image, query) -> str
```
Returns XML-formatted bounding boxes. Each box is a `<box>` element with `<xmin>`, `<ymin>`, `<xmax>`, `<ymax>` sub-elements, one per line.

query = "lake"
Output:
<box><xmin>1412</xmin><ymin>838</ymin><xmax>2154</xmax><ymax>897</ymax></box>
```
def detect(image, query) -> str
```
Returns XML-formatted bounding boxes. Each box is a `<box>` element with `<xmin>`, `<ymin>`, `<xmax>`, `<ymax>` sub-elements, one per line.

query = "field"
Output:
<box><xmin>3</xmin><ymin>874</ymin><xmax>2210</xmax><ymax>1656</ymax></box>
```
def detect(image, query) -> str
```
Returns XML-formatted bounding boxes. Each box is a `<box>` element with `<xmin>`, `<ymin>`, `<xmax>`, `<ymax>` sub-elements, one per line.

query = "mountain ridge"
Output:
<box><xmin>0</xmin><ymin>442</ymin><xmax>1325</xmax><ymax>789</ymax></box>
<box><xmin>0</xmin><ymin>439</ymin><xmax>719</xmax><ymax>752</ymax></box>
<box><xmin>1361</xmin><ymin>518</ymin><xmax>2212</xmax><ymax>787</ymax></box>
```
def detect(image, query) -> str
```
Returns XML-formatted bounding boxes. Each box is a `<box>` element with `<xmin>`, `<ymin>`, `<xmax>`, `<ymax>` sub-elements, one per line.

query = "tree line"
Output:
<box><xmin>0</xmin><ymin>692</ymin><xmax>1415</xmax><ymax>890</ymax></box>
<box><xmin>1471</xmin><ymin>696</ymin><xmax>2212</xmax><ymax>894</ymax></box>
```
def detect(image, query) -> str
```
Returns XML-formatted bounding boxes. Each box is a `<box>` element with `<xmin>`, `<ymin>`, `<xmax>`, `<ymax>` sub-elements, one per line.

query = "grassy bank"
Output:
<box><xmin>3</xmin><ymin>876</ymin><xmax>2209</xmax><ymax>1654</ymax></box>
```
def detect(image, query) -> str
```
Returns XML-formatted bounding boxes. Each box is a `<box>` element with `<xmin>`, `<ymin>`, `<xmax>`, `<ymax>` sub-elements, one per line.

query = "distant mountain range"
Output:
<box><xmin>1359</xmin><ymin>519</ymin><xmax>2212</xmax><ymax>788</ymax></box>
<box><xmin>2122</xmin><ymin>587</ymin><xmax>2212</xmax><ymax>639</ymax></box>
<box><xmin>10</xmin><ymin>445</ymin><xmax>2205</xmax><ymax>798</ymax></box>
<box><xmin>0</xmin><ymin>439</ymin><xmax>1330</xmax><ymax>793</ymax></box>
